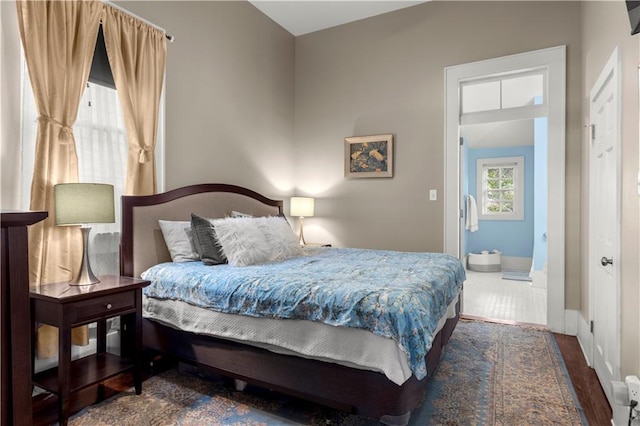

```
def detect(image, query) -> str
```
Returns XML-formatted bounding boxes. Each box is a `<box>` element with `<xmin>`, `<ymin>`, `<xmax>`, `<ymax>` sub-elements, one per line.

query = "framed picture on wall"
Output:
<box><xmin>344</xmin><ymin>134</ymin><xmax>394</xmax><ymax>178</ymax></box>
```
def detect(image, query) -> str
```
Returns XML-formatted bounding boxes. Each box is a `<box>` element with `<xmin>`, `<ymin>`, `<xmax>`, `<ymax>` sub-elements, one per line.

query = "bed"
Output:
<box><xmin>120</xmin><ymin>183</ymin><xmax>465</xmax><ymax>425</ymax></box>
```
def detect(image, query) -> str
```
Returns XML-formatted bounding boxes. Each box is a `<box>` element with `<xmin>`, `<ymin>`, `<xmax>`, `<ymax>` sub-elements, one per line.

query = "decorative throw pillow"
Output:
<box><xmin>212</xmin><ymin>217</ymin><xmax>272</xmax><ymax>266</ymax></box>
<box><xmin>158</xmin><ymin>220</ymin><xmax>199</xmax><ymax>262</ymax></box>
<box><xmin>190</xmin><ymin>213</ymin><xmax>227</xmax><ymax>265</ymax></box>
<box><xmin>255</xmin><ymin>216</ymin><xmax>303</xmax><ymax>261</ymax></box>
<box><xmin>212</xmin><ymin>216</ymin><xmax>303</xmax><ymax>266</ymax></box>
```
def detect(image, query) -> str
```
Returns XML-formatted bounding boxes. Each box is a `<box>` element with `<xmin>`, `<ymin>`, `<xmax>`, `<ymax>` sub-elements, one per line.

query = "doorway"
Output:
<box><xmin>444</xmin><ymin>46</ymin><xmax>567</xmax><ymax>332</ymax></box>
<box><xmin>460</xmin><ymin>71</ymin><xmax>547</xmax><ymax>325</ymax></box>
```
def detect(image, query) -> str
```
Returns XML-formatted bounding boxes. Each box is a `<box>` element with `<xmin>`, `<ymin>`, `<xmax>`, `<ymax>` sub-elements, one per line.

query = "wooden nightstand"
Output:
<box><xmin>30</xmin><ymin>275</ymin><xmax>150</xmax><ymax>426</ymax></box>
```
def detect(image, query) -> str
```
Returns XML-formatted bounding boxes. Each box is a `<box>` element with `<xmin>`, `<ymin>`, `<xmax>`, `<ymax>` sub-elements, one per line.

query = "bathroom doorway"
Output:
<box><xmin>460</xmin><ymin>73</ymin><xmax>547</xmax><ymax>325</ymax></box>
<box><xmin>444</xmin><ymin>47</ymin><xmax>566</xmax><ymax>330</ymax></box>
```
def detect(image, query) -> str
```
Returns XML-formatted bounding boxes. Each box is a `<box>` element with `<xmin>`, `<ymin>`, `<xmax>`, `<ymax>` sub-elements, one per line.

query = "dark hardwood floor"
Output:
<box><xmin>555</xmin><ymin>333</ymin><xmax>612</xmax><ymax>425</ymax></box>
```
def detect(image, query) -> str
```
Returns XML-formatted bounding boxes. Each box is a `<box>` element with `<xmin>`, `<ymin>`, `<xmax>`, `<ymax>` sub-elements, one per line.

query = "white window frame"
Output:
<box><xmin>476</xmin><ymin>156</ymin><xmax>524</xmax><ymax>221</ymax></box>
<box><xmin>460</xmin><ymin>68</ymin><xmax>547</xmax><ymax>126</ymax></box>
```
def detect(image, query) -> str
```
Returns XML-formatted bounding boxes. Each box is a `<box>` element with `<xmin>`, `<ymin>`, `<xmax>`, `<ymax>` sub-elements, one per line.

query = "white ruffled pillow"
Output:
<box><xmin>258</xmin><ymin>216</ymin><xmax>304</xmax><ymax>261</ymax></box>
<box><xmin>212</xmin><ymin>216</ymin><xmax>303</xmax><ymax>266</ymax></box>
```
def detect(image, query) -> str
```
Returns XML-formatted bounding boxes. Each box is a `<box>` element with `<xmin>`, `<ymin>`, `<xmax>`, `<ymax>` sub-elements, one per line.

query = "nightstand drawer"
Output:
<box><xmin>73</xmin><ymin>291</ymin><xmax>135</xmax><ymax>323</ymax></box>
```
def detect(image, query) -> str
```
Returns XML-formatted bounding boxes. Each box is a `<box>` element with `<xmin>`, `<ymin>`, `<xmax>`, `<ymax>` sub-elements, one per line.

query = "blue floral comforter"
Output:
<box><xmin>141</xmin><ymin>247</ymin><xmax>466</xmax><ymax>379</ymax></box>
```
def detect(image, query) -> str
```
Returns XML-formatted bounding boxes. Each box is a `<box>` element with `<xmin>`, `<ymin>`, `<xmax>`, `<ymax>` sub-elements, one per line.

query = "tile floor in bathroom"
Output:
<box><xmin>461</xmin><ymin>269</ymin><xmax>547</xmax><ymax>325</ymax></box>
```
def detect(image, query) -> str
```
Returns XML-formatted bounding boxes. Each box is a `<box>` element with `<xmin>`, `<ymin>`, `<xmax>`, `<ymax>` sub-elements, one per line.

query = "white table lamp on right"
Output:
<box><xmin>290</xmin><ymin>196</ymin><xmax>314</xmax><ymax>245</ymax></box>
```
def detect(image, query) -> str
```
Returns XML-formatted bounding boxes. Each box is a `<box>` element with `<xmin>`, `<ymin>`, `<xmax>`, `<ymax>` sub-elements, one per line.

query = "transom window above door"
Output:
<box><xmin>477</xmin><ymin>156</ymin><xmax>524</xmax><ymax>221</ymax></box>
<box><xmin>460</xmin><ymin>70</ymin><xmax>547</xmax><ymax>126</ymax></box>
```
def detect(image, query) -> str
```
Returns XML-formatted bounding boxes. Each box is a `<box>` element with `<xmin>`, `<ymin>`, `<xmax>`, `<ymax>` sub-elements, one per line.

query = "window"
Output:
<box><xmin>461</xmin><ymin>71</ymin><xmax>545</xmax><ymax>114</ymax></box>
<box><xmin>476</xmin><ymin>157</ymin><xmax>524</xmax><ymax>221</ymax></box>
<box><xmin>21</xmin><ymin>72</ymin><xmax>124</xmax><ymax>276</ymax></box>
<box><xmin>460</xmin><ymin>70</ymin><xmax>547</xmax><ymax>130</ymax></box>
<box><xmin>20</xmin><ymin>32</ymin><xmax>165</xmax><ymax>275</ymax></box>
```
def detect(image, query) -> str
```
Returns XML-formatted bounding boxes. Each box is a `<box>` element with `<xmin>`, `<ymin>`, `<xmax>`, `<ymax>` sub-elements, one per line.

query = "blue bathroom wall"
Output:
<box><xmin>466</xmin><ymin>145</ymin><xmax>535</xmax><ymax>258</ymax></box>
<box><xmin>533</xmin><ymin>116</ymin><xmax>548</xmax><ymax>270</ymax></box>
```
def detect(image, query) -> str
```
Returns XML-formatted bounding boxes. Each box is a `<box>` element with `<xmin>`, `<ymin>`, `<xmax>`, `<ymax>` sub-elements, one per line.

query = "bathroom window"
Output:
<box><xmin>477</xmin><ymin>157</ymin><xmax>524</xmax><ymax>221</ymax></box>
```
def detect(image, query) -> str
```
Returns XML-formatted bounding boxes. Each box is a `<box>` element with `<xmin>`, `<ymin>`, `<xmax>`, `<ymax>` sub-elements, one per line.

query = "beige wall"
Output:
<box><xmin>293</xmin><ymin>1</ymin><xmax>583</xmax><ymax>306</ymax></box>
<box><xmin>580</xmin><ymin>1</ymin><xmax>640</xmax><ymax>378</ymax></box>
<box><xmin>116</xmin><ymin>1</ymin><xmax>296</xmax><ymax>198</ymax></box>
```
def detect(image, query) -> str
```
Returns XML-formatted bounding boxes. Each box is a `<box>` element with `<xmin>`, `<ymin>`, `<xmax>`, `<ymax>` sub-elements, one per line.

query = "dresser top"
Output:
<box><xmin>1</xmin><ymin>211</ymin><xmax>48</xmax><ymax>228</ymax></box>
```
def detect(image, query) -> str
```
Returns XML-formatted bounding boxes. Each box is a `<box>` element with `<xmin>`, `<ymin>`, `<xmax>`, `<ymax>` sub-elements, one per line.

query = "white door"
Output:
<box><xmin>589</xmin><ymin>48</ymin><xmax>620</xmax><ymax>407</ymax></box>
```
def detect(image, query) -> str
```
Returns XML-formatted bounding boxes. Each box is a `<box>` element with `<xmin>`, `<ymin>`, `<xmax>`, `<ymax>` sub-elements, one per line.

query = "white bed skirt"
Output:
<box><xmin>143</xmin><ymin>292</ymin><xmax>459</xmax><ymax>386</ymax></box>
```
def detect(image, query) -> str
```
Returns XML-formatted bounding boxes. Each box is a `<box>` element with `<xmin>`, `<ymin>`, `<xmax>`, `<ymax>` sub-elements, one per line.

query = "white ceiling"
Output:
<box><xmin>248</xmin><ymin>0</ymin><xmax>429</xmax><ymax>36</ymax></box>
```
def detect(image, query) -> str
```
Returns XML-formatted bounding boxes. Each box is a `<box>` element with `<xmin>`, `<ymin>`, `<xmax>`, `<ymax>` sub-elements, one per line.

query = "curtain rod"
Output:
<box><xmin>103</xmin><ymin>1</ymin><xmax>175</xmax><ymax>43</ymax></box>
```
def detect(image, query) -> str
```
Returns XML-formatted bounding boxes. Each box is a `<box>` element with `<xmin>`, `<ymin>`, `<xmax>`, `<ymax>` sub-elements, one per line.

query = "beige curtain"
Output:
<box><xmin>17</xmin><ymin>0</ymin><xmax>102</xmax><ymax>357</ymax></box>
<box><xmin>102</xmin><ymin>5</ymin><xmax>166</xmax><ymax>196</ymax></box>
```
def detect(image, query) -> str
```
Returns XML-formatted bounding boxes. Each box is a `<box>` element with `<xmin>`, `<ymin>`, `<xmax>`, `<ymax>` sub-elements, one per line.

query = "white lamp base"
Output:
<box><xmin>70</xmin><ymin>227</ymin><xmax>100</xmax><ymax>286</ymax></box>
<box><xmin>298</xmin><ymin>216</ymin><xmax>307</xmax><ymax>245</ymax></box>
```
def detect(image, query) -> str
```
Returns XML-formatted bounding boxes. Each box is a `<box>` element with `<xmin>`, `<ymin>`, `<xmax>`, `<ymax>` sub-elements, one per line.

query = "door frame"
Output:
<box><xmin>588</xmin><ymin>47</ymin><xmax>621</xmax><ymax>407</ymax></box>
<box><xmin>444</xmin><ymin>46</ymin><xmax>567</xmax><ymax>333</ymax></box>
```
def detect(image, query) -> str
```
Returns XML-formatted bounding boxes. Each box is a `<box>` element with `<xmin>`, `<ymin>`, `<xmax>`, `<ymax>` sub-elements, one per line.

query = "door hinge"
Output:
<box><xmin>459</xmin><ymin>137</ymin><xmax>464</xmax><ymax>146</ymax></box>
<box><xmin>460</xmin><ymin>208</ymin><xmax>464</xmax><ymax>218</ymax></box>
<box><xmin>590</xmin><ymin>124</ymin><xmax>596</xmax><ymax>143</ymax></box>
<box><xmin>590</xmin><ymin>320</ymin><xmax>594</xmax><ymax>333</ymax></box>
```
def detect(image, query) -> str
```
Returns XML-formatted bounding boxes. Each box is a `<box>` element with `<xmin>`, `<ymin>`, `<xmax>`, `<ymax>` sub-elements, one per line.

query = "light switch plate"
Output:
<box><xmin>429</xmin><ymin>189</ymin><xmax>437</xmax><ymax>201</ymax></box>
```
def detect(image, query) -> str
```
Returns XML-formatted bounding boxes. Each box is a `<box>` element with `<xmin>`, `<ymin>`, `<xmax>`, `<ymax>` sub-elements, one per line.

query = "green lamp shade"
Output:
<box><xmin>54</xmin><ymin>183</ymin><xmax>115</xmax><ymax>225</ymax></box>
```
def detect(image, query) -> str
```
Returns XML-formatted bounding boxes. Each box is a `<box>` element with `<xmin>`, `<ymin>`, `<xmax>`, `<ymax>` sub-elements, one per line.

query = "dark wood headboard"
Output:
<box><xmin>120</xmin><ymin>184</ymin><xmax>283</xmax><ymax>277</ymax></box>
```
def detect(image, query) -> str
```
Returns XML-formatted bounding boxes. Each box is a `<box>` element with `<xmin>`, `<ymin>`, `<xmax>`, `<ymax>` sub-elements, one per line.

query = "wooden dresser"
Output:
<box><xmin>1</xmin><ymin>211</ymin><xmax>47</xmax><ymax>426</ymax></box>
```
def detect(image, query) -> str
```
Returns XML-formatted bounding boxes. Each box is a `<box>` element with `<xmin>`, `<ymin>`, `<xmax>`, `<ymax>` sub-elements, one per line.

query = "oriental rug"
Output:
<box><xmin>69</xmin><ymin>320</ymin><xmax>586</xmax><ymax>425</ymax></box>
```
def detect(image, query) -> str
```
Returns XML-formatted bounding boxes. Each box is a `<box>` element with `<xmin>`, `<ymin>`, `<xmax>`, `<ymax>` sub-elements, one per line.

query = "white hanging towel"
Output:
<box><xmin>466</xmin><ymin>195</ymin><xmax>479</xmax><ymax>232</ymax></box>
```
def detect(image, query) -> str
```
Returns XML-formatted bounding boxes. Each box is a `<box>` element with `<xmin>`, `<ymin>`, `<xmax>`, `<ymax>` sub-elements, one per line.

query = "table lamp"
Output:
<box><xmin>54</xmin><ymin>183</ymin><xmax>115</xmax><ymax>285</ymax></box>
<box><xmin>290</xmin><ymin>196</ymin><xmax>314</xmax><ymax>245</ymax></box>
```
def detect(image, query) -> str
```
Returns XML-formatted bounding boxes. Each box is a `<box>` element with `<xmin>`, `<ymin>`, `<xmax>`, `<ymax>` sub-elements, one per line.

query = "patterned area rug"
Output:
<box><xmin>70</xmin><ymin>320</ymin><xmax>586</xmax><ymax>425</ymax></box>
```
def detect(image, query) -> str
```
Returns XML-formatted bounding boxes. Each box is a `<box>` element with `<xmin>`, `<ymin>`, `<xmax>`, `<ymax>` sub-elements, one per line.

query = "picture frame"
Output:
<box><xmin>344</xmin><ymin>134</ymin><xmax>394</xmax><ymax>178</ymax></box>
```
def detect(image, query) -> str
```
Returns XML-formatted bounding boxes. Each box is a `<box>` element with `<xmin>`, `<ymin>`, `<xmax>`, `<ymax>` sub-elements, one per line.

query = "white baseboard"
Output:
<box><xmin>576</xmin><ymin>312</ymin><xmax>593</xmax><ymax>367</ymax></box>
<box><xmin>564</xmin><ymin>309</ymin><xmax>578</xmax><ymax>336</ymax></box>
<box><xmin>501</xmin><ymin>256</ymin><xmax>532</xmax><ymax>271</ymax></box>
<box><xmin>531</xmin><ymin>270</ymin><xmax>547</xmax><ymax>289</ymax></box>
<box><xmin>463</xmin><ymin>255</ymin><xmax>532</xmax><ymax>272</ymax></box>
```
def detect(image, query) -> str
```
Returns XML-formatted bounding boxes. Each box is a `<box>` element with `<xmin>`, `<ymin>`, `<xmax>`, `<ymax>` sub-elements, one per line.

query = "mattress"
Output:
<box><xmin>141</xmin><ymin>247</ymin><xmax>466</xmax><ymax>383</ymax></box>
<box><xmin>143</xmin><ymin>292</ymin><xmax>460</xmax><ymax>386</ymax></box>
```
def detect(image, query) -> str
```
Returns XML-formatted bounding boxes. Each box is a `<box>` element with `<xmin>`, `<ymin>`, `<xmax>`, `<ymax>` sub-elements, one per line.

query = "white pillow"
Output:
<box><xmin>212</xmin><ymin>216</ymin><xmax>303</xmax><ymax>266</ymax></box>
<box><xmin>212</xmin><ymin>217</ymin><xmax>271</xmax><ymax>266</ymax></box>
<box><xmin>158</xmin><ymin>220</ymin><xmax>199</xmax><ymax>262</ymax></box>
<box><xmin>256</xmin><ymin>216</ymin><xmax>303</xmax><ymax>261</ymax></box>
